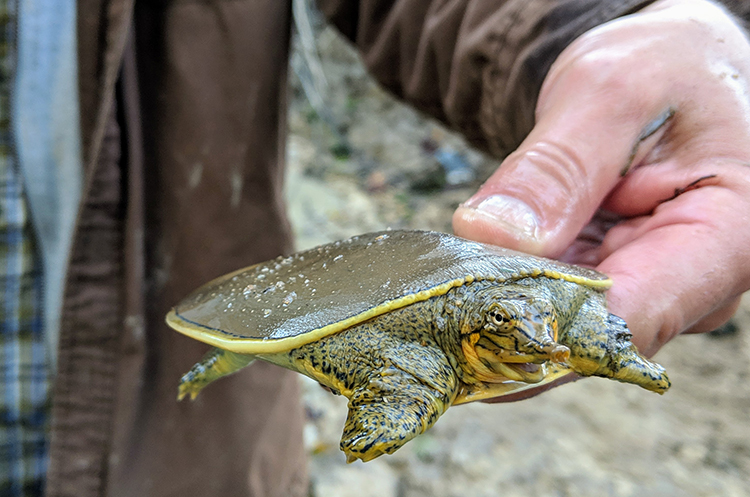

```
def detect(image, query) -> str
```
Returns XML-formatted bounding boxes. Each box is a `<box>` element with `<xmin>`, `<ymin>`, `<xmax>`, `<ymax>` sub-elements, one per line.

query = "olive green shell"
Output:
<box><xmin>166</xmin><ymin>230</ymin><xmax>611</xmax><ymax>354</ymax></box>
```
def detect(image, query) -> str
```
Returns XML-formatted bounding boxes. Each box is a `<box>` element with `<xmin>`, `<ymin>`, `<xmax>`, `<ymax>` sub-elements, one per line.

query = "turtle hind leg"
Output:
<box><xmin>178</xmin><ymin>347</ymin><xmax>255</xmax><ymax>400</ymax></box>
<box><xmin>340</xmin><ymin>366</ymin><xmax>454</xmax><ymax>463</ymax></box>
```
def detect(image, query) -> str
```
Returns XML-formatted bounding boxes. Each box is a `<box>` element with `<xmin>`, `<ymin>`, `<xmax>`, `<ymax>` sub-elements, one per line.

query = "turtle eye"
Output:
<box><xmin>488</xmin><ymin>308</ymin><xmax>512</xmax><ymax>328</ymax></box>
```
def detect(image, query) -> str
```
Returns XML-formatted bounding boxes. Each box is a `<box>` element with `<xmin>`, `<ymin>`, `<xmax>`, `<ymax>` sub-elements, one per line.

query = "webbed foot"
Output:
<box><xmin>598</xmin><ymin>315</ymin><xmax>670</xmax><ymax>393</ymax></box>
<box><xmin>340</xmin><ymin>366</ymin><xmax>452</xmax><ymax>462</ymax></box>
<box><xmin>178</xmin><ymin>347</ymin><xmax>255</xmax><ymax>400</ymax></box>
<box><xmin>564</xmin><ymin>313</ymin><xmax>670</xmax><ymax>394</ymax></box>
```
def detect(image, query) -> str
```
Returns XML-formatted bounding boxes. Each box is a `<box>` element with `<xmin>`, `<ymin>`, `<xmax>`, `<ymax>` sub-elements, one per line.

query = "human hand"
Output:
<box><xmin>453</xmin><ymin>0</ymin><xmax>750</xmax><ymax>383</ymax></box>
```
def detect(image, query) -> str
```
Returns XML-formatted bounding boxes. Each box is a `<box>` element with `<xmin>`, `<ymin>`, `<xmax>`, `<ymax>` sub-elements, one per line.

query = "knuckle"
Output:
<box><xmin>567</xmin><ymin>49</ymin><xmax>639</xmax><ymax>104</ymax></box>
<box><xmin>550</xmin><ymin>37</ymin><xmax>655</xmax><ymax>119</ymax></box>
<box><xmin>517</xmin><ymin>141</ymin><xmax>592</xmax><ymax>210</ymax></box>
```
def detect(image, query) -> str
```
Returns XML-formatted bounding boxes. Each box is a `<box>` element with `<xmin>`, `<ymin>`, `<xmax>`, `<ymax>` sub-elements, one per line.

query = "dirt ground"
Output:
<box><xmin>284</xmin><ymin>19</ymin><xmax>750</xmax><ymax>497</ymax></box>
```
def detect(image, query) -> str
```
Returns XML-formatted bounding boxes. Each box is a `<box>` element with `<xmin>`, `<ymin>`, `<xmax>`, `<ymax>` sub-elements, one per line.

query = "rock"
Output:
<box><xmin>286</xmin><ymin>6</ymin><xmax>750</xmax><ymax>495</ymax></box>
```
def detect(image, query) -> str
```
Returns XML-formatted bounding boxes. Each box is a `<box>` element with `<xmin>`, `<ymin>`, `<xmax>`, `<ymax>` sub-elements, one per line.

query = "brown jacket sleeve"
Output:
<box><xmin>316</xmin><ymin>0</ymin><xmax>658</xmax><ymax>158</ymax></box>
<box><xmin>718</xmin><ymin>0</ymin><xmax>750</xmax><ymax>28</ymax></box>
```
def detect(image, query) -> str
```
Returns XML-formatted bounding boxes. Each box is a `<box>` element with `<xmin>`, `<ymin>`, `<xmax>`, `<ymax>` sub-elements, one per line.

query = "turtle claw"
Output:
<box><xmin>177</xmin><ymin>350</ymin><xmax>223</xmax><ymax>401</ymax></box>
<box><xmin>340</xmin><ymin>423</ymin><xmax>391</xmax><ymax>463</ymax></box>
<box><xmin>340</xmin><ymin>401</ymin><xmax>398</xmax><ymax>463</ymax></box>
<box><xmin>612</xmin><ymin>359</ymin><xmax>671</xmax><ymax>394</ymax></box>
<box><xmin>603</xmin><ymin>315</ymin><xmax>671</xmax><ymax>394</ymax></box>
<box><xmin>177</xmin><ymin>379</ymin><xmax>203</xmax><ymax>401</ymax></box>
<box><xmin>340</xmin><ymin>371</ymin><xmax>450</xmax><ymax>462</ymax></box>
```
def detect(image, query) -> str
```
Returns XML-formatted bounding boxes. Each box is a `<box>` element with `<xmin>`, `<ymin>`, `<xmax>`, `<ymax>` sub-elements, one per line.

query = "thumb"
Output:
<box><xmin>453</xmin><ymin>37</ymin><xmax>671</xmax><ymax>257</ymax></box>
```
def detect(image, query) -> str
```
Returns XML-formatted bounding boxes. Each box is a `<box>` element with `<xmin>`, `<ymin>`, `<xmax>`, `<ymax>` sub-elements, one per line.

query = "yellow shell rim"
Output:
<box><xmin>166</xmin><ymin>270</ymin><xmax>612</xmax><ymax>354</ymax></box>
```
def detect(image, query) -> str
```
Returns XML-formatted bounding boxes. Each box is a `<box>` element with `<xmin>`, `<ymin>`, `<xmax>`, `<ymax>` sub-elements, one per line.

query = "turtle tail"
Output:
<box><xmin>178</xmin><ymin>347</ymin><xmax>256</xmax><ymax>400</ymax></box>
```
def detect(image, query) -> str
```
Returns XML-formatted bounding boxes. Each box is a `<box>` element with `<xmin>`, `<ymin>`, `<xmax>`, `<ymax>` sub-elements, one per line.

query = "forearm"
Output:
<box><xmin>316</xmin><ymin>0</ymin><xmax>657</xmax><ymax>157</ymax></box>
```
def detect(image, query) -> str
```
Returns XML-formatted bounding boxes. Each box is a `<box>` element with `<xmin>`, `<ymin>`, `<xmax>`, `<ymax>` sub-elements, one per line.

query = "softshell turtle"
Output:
<box><xmin>167</xmin><ymin>230</ymin><xmax>670</xmax><ymax>462</ymax></box>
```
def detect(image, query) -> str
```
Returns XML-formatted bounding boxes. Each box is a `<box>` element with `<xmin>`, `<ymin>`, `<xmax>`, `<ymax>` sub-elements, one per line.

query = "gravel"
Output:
<box><xmin>285</xmin><ymin>20</ymin><xmax>750</xmax><ymax>497</ymax></box>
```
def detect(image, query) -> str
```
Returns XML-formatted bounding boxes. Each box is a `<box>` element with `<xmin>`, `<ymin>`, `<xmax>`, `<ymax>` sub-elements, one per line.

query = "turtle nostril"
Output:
<box><xmin>550</xmin><ymin>345</ymin><xmax>570</xmax><ymax>364</ymax></box>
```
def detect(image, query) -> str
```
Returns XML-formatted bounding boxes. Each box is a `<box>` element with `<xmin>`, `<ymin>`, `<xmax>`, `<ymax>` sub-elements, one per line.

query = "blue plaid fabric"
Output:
<box><xmin>0</xmin><ymin>0</ymin><xmax>51</xmax><ymax>494</ymax></box>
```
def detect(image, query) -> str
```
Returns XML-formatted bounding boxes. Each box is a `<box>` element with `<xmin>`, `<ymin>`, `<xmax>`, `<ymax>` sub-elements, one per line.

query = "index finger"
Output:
<box><xmin>597</xmin><ymin>167</ymin><xmax>750</xmax><ymax>355</ymax></box>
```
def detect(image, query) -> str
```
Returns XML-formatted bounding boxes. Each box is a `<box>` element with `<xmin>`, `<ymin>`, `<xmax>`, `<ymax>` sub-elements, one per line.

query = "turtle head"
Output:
<box><xmin>457</xmin><ymin>284</ymin><xmax>570</xmax><ymax>384</ymax></box>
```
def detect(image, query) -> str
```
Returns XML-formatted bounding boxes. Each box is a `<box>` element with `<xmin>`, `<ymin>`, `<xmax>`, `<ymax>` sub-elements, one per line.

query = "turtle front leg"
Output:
<box><xmin>562</xmin><ymin>306</ymin><xmax>671</xmax><ymax>394</ymax></box>
<box><xmin>591</xmin><ymin>314</ymin><xmax>671</xmax><ymax>393</ymax></box>
<box><xmin>341</xmin><ymin>365</ymin><xmax>456</xmax><ymax>463</ymax></box>
<box><xmin>178</xmin><ymin>347</ymin><xmax>255</xmax><ymax>400</ymax></box>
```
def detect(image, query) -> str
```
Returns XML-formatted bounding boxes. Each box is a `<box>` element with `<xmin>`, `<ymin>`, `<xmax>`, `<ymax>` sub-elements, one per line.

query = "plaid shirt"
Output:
<box><xmin>0</xmin><ymin>0</ymin><xmax>51</xmax><ymax>494</ymax></box>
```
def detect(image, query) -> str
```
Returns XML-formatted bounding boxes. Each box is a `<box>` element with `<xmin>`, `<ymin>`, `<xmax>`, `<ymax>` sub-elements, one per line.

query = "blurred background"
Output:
<box><xmin>285</xmin><ymin>2</ymin><xmax>750</xmax><ymax>495</ymax></box>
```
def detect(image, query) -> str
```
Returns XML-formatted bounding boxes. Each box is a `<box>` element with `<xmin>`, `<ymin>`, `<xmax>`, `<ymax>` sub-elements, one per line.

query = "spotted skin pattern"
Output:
<box><xmin>178</xmin><ymin>279</ymin><xmax>670</xmax><ymax>462</ymax></box>
<box><xmin>277</xmin><ymin>302</ymin><xmax>458</xmax><ymax>462</ymax></box>
<box><xmin>534</xmin><ymin>277</ymin><xmax>670</xmax><ymax>390</ymax></box>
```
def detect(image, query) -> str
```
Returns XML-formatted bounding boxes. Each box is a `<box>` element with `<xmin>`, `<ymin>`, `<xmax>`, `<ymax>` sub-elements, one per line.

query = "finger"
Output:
<box><xmin>600</xmin><ymin>163</ymin><xmax>750</xmax><ymax>260</ymax></box>
<box><xmin>556</xmin><ymin>209</ymin><xmax>624</xmax><ymax>266</ymax></box>
<box><xmin>605</xmin><ymin>157</ymin><xmax>749</xmax><ymax>217</ymax></box>
<box><xmin>682</xmin><ymin>297</ymin><xmax>742</xmax><ymax>335</ymax></box>
<box><xmin>453</xmin><ymin>39</ymin><xmax>670</xmax><ymax>257</ymax></box>
<box><xmin>597</xmin><ymin>184</ymin><xmax>750</xmax><ymax>356</ymax></box>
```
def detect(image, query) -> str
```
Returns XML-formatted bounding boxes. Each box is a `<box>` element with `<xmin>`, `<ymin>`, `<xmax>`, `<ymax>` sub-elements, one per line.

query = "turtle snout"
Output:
<box><xmin>547</xmin><ymin>344</ymin><xmax>570</xmax><ymax>364</ymax></box>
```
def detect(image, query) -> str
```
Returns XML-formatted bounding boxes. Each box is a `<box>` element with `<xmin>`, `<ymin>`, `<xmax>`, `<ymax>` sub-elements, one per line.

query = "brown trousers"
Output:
<box><xmin>48</xmin><ymin>1</ymin><xmax>306</xmax><ymax>496</ymax></box>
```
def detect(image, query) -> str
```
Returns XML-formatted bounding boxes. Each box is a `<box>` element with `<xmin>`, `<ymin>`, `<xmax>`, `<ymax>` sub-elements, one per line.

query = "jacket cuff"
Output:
<box><xmin>477</xmin><ymin>0</ymin><xmax>658</xmax><ymax>158</ymax></box>
<box><xmin>320</xmin><ymin>0</ymin><xmax>659</xmax><ymax>159</ymax></box>
<box><xmin>713</xmin><ymin>0</ymin><xmax>750</xmax><ymax>31</ymax></box>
